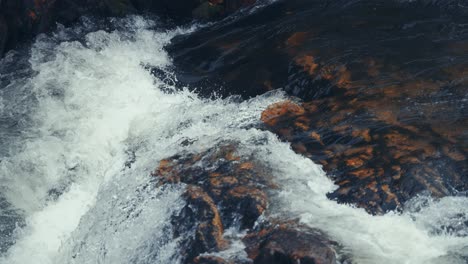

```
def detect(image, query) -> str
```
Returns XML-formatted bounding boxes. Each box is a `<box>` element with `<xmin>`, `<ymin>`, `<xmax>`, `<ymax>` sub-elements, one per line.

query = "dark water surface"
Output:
<box><xmin>0</xmin><ymin>1</ymin><xmax>467</xmax><ymax>263</ymax></box>
<box><xmin>168</xmin><ymin>0</ymin><xmax>468</xmax><ymax>213</ymax></box>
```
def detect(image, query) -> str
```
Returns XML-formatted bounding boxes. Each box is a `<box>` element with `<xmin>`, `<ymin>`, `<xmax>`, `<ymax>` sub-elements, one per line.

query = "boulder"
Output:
<box><xmin>167</xmin><ymin>0</ymin><xmax>468</xmax><ymax>213</ymax></box>
<box><xmin>153</xmin><ymin>143</ymin><xmax>338</xmax><ymax>263</ymax></box>
<box><xmin>260</xmin><ymin>100</ymin><xmax>467</xmax><ymax>214</ymax></box>
<box><xmin>155</xmin><ymin>143</ymin><xmax>270</xmax><ymax>230</ymax></box>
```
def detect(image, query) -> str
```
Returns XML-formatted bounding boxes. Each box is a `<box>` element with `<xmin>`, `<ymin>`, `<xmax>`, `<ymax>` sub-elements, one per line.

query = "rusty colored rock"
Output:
<box><xmin>187</xmin><ymin>185</ymin><xmax>226</xmax><ymax>247</ymax></box>
<box><xmin>171</xmin><ymin>185</ymin><xmax>228</xmax><ymax>262</ymax></box>
<box><xmin>168</xmin><ymin>0</ymin><xmax>467</xmax><ymax>214</ymax></box>
<box><xmin>153</xmin><ymin>143</ymin><xmax>271</xmax><ymax>262</ymax></box>
<box><xmin>286</xmin><ymin>32</ymin><xmax>309</xmax><ymax>47</ymax></box>
<box><xmin>154</xmin><ymin>143</ymin><xmax>270</xmax><ymax>229</ymax></box>
<box><xmin>260</xmin><ymin>101</ymin><xmax>305</xmax><ymax>127</ymax></box>
<box><xmin>260</xmin><ymin>97</ymin><xmax>467</xmax><ymax>213</ymax></box>
<box><xmin>295</xmin><ymin>55</ymin><xmax>319</xmax><ymax>75</ymax></box>
<box><xmin>154</xmin><ymin>143</ymin><xmax>338</xmax><ymax>263</ymax></box>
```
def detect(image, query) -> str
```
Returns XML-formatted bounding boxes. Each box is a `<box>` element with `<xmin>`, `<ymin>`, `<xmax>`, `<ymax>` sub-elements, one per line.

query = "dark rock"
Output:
<box><xmin>244</xmin><ymin>223</ymin><xmax>337</xmax><ymax>264</ymax></box>
<box><xmin>261</xmin><ymin>100</ymin><xmax>467</xmax><ymax>214</ymax></box>
<box><xmin>0</xmin><ymin>0</ymin><xmax>259</xmax><ymax>57</ymax></box>
<box><xmin>168</xmin><ymin>0</ymin><xmax>468</xmax><ymax>213</ymax></box>
<box><xmin>154</xmin><ymin>143</ymin><xmax>270</xmax><ymax>263</ymax></box>
<box><xmin>155</xmin><ymin>143</ymin><xmax>270</xmax><ymax>230</ymax></box>
<box><xmin>153</xmin><ymin>143</ymin><xmax>338</xmax><ymax>263</ymax></box>
<box><xmin>0</xmin><ymin>15</ymin><xmax>7</xmax><ymax>55</ymax></box>
<box><xmin>172</xmin><ymin>185</ymin><xmax>228</xmax><ymax>262</ymax></box>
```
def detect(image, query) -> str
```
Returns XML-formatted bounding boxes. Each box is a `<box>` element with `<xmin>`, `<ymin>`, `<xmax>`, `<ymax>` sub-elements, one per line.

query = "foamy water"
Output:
<box><xmin>0</xmin><ymin>16</ymin><xmax>466</xmax><ymax>264</ymax></box>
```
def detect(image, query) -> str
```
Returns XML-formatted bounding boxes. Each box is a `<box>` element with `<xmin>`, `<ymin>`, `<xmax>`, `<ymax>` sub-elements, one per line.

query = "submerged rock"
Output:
<box><xmin>168</xmin><ymin>0</ymin><xmax>468</xmax><ymax>214</ymax></box>
<box><xmin>153</xmin><ymin>143</ymin><xmax>338</xmax><ymax>264</ymax></box>
<box><xmin>260</xmin><ymin>99</ymin><xmax>467</xmax><ymax>213</ymax></box>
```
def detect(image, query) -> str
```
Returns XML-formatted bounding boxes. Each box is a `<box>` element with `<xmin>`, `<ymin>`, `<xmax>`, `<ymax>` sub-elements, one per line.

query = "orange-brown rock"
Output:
<box><xmin>154</xmin><ymin>143</ymin><xmax>270</xmax><ymax>228</ymax></box>
<box><xmin>168</xmin><ymin>0</ymin><xmax>467</xmax><ymax>212</ymax></box>
<box><xmin>260</xmin><ymin>101</ymin><xmax>305</xmax><ymax>127</ymax></box>
<box><xmin>154</xmin><ymin>143</ymin><xmax>338</xmax><ymax>263</ymax></box>
<box><xmin>171</xmin><ymin>185</ymin><xmax>228</xmax><ymax>262</ymax></box>
<box><xmin>188</xmin><ymin>185</ymin><xmax>226</xmax><ymax>248</ymax></box>
<box><xmin>153</xmin><ymin>143</ymin><xmax>268</xmax><ymax>262</ymax></box>
<box><xmin>261</xmin><ymin>97</ymin><xmax>466</xmax><ymax>213</ymax></box>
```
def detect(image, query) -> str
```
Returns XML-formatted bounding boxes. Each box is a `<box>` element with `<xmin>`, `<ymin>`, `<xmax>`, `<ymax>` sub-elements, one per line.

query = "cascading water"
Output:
<box><xmin>0</xmin><ymin>15</ymin><xmax>466</xmax><ymax>264</ymax></box>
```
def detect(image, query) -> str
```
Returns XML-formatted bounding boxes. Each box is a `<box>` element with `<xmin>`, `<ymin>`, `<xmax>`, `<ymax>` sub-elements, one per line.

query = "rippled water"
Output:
<box><xmin>0</xmin><ymin>15</ymin><xmax>466</xmax><ymax>264</ymax></box>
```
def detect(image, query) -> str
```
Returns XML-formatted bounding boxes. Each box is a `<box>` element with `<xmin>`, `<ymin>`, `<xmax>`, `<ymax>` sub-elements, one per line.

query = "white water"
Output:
<box><xmin>0</xmin><ymin>16</ymin><xmax>466</xmax><ymax>264</ymax></box>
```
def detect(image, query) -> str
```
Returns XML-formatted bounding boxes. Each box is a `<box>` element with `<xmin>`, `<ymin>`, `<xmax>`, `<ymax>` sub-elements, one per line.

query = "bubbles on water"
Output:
<box><xmin>0</xmin><ymin>16</ymin><xmax>194</xmax><ymax>264</ymax></box>
<box><xmin>242</xmin><ymin>138</ymin><xmax>468</xmax><ymax>264</ymax></box>
<box><xmin>0</xmin><ymin>15</ymin><xmax>284</xmax><ymax>264</ymax></box>
<box><xmin>56</xmin><ymin>182</ymin><xmax>186</xmax><ymax>264</ymax></box>
<box><xmin>406</xmin><ymin>194</ymin><xmax>468</xmax><ymax>237</ymax></box>
<box><xmin>0</xmin><ymin>13</ymin><xmax>466</xmax><ymax>264</ymax></box>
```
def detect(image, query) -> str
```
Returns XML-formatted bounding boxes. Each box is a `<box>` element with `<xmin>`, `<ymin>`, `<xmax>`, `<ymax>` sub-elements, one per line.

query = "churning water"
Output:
<box><xmin>0</xmin><ymin>16</ymin><xmax>466</xmax><ymax>264</ymax></box>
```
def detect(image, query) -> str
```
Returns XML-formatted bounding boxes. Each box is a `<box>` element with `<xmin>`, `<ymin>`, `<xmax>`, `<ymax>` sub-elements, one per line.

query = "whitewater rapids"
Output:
<box><xmin>0</xmin><ymin>16</ymin><xmax>466</xmax><ymax>264</ymax></box>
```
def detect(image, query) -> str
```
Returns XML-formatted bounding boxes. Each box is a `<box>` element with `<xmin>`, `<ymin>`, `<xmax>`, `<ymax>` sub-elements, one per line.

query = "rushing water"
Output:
<box><xmin>0</xmin><ymin>15</ymin><xmax>467</xmax><ymax>264</ymax></box>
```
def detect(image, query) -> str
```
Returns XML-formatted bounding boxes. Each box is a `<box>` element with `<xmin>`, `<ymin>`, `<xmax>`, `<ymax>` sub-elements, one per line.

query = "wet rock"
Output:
<box><xmin>153</xmin><ymin>143</ymin><xmax>338</xmax><ymax>263</ymax></box>
<box><xmin>261</xmin><ymin>100</ymin><xmax>467</xmax><ymax>214</ymax></box>
<box><xmin>244</xmin><ymin>223</ymin><xmax>337</xmax><ymax>264</ymax></box>
<box><xmin>172</xmin><ymin>185</ymin><xmax>228</xmax><ymax>262</ymax></box>
<box><xmin>154</xmin><ymin>143</ymin><xmax>270</xmax><ymax>263</ymax></box>
<box><xmin>155</xmin><ymin>144</ymin><xmax>270</xmax><ymax>230</ymax></box>
<box><xmin>168</xmin><ymin>0</ymin><xmax>468</xmax><ymax>213</ymax></box>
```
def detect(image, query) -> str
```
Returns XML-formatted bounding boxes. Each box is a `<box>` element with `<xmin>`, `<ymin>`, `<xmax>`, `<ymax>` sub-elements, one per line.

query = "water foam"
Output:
<box><xmin>0</xmin><ymin>15</ymin><xmax>466</xmax><ymax>264</ymax></box>
<box><xmin>247</xmin><ymin>140</ymin><xmax>468</xmax><ymax>264</ymax></box>
<box><xmin>0</xmin><ymin>16</ymin><xmax>283</xmax><ymax>263</ymax></box>
<box><xmin>0</xmin><ymin>17</ymin><xmax>192</xmax><ymax>263</ymax></box>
